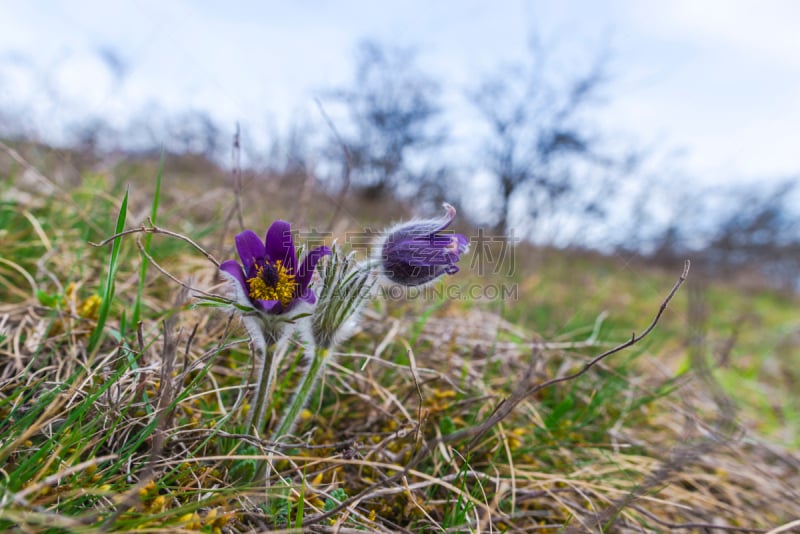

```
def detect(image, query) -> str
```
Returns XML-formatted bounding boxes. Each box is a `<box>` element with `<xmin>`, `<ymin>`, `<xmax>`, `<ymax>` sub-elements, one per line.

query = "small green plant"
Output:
<box><xmin>324</xmin><ymin>488</ymin><xmax>348</xmax><ymax>513</ymax></box>
<box><xmin>87</xmin><ymin>187</ymin><xmax>128</xmax><ymax>353</ymax></box>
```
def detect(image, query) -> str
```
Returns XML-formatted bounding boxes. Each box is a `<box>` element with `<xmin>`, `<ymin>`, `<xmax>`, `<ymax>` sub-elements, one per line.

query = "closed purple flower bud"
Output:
<box><xmin>377</xmin><ymin>203</ymin><xmax>469</xmax><ymax>286</ymax></box>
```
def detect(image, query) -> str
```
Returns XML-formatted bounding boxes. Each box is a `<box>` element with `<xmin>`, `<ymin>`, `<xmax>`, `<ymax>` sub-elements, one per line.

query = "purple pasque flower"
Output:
<box><xmin>220</xmin><ymin>221</ymin><xmax>331</xmax><ymax>314</ymax></box>
<box><xmin>378</xmin><ymin>203</ymin><xmax>469</xmax><ymax>287</ymax></box>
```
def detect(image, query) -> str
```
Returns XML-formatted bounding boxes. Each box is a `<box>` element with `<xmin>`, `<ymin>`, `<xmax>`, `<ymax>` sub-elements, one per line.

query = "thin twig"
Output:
<box><xmin>315</xmin><ymin>97</ymin><xmax>353</xmax><ymax>227</ymax></box>
<box><xmin>399</xmin><ymin>338</ymin><xmax>425</xmax><ymax>444</ymax></box>
<box><xmin>463</xmin><ymin>259</ymin><xmax>690</xmax><ymax>449</ymax></box>
<box><xmin>133</xmin><ymin>235</ymin><xmax>225</xmax><ymax>300</ymax></box>
<box><xmin>89</xmin><ymin>220</ymin><xmax>220</xmax><ymax>267</ymax></box>
<box><xmin>232</xmin><ymin>122</ymin><xmax>245</xmax><ymax>231</ymax></box>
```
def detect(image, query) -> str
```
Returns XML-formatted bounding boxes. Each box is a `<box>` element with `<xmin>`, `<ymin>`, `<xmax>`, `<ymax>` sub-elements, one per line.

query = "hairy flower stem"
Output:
<box><xmin>245</xmin><ymin>329</ymin><xmax>281</xmax><ymax>435</ymax></box>
<box><xmin>272</xmin><ymin>345</ymin><xmax>328</xmax><ymax>440</ymax></box>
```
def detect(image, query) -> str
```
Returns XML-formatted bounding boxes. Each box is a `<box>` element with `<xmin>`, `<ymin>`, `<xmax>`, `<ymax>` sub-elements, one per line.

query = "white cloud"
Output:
<box><xmin>0</xmin><ymin>0</ymin><xmax>797</xmax><ymax>183</ymax></box>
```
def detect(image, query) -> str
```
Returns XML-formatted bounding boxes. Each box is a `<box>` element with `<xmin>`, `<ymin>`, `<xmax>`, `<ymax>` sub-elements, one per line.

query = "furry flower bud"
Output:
<box><xmin>377</xmin><ymin>203</ymin><xmax>469</xmax><ymax>286</ymax></box>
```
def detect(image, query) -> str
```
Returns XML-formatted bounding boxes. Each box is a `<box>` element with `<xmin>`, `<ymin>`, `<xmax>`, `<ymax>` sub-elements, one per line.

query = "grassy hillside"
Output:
<box><xmin>1</xmin><ymin>142</ymin><xmax>799</xmax><ymax>532</ymax></box>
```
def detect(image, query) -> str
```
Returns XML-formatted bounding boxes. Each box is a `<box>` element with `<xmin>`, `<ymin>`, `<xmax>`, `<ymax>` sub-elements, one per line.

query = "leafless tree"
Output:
<box><xmin>706</xmin><ymin>180</ymin><xmax>800</xmax><ymax>289</ymax></box>
<box><xmin>68</xmin><ymin>116</ymin><xmax>119</xmax><ymax>155</ymax></box>
<box><xmin>638</xmin><ymin>179</ymin><xmax>800</xmax><ymax>291</ymax></box>
<box><xmin>325</xmin><ymin>40</ymin><xmax>447</xmax><ymax>201</ymax></box>
<box><xmin>164</xmin><ymin>110</ymin><xmax>222</xmax><ymax>158</ymax></box>
<box><xmin>470</xmin><ymin>40</ymin><xmax>634</xmax><ymax>236</ymax></box>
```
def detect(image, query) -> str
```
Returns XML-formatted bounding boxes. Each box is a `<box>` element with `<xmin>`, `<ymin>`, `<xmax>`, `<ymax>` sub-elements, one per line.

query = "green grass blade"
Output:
<box><xmin>88</xmin><ymin>186</ymin><xmax>129</xmax><ymax>353</ymax></box>
<box><xmin>132</xmin><ymin>151</ymin><xmax>164</xmax><ymax>327</ymax></box>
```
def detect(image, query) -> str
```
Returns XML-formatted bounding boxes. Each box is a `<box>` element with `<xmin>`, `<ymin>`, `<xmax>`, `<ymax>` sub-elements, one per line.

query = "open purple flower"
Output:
<box><xmin>378</xmin><ymin>203</ymin><xmax>469</xmax><ymax>286</ymax></box>
<box><xmin>220</xmin><ymin>221</ymin><xmax>331</xmax><ymax>314</ymax></box>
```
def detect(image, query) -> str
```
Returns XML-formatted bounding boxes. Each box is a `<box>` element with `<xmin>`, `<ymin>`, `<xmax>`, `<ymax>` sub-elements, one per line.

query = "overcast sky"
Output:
<box><xmin>2</xmin><ymin>0</ymin><xmax>799</xmax><ymax>189</ymax></box>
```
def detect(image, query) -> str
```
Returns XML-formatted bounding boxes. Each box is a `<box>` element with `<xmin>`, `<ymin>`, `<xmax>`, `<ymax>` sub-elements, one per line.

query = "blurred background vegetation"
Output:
<box><xmin>2</xmin><ymin>34</ymin><xmax>798</xmax><ymax>293</ymax></box>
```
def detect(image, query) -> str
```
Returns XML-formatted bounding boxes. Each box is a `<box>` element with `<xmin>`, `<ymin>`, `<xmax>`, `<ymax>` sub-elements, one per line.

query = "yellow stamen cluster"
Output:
<box><xmin>246</xmin><ymin>260</ymin><xmax>297</xmax><ymax>307</ymax></box>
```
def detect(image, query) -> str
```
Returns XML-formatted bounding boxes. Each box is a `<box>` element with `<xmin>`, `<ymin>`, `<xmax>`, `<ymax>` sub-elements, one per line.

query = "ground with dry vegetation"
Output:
<box><xmin>1</xmin><ymin>141</ymin><xmax>799</xmax><ymax>532</ymax></box>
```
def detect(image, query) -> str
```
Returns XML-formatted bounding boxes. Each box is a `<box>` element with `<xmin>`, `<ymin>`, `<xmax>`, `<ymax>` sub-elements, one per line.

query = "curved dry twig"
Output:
<box><xmin>89</xmin><ymin>220</ymin><xmax>220</xmax><ymax>267</ymax></box>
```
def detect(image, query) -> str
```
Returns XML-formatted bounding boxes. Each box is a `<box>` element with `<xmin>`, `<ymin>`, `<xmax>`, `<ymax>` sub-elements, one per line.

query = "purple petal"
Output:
<box><xmin>296</xmin><ymin>245</ymin><xmax>332</xmax><ymax>290</ymax></box>
<box><xmin>438</xmin><ymin>203</ymin><xmax>457</xmax><ymax>229</ymax></box>
<box><xmin>220</xmin><ymin>259</ymin><xmax>248</xmax><ymax>294</ymax></box>
<box><xmin>296</xmin><ymin>288</ymin><xmax>317</xmax><ymax>305</ymax></box>
<box><xmin>386</xmin><ymin>239</ymin><xmax>462</xmax><ymax>266</ymax></box>
<box><xmin>235</xmin><ymin>230</ymin><xmax>266</xmax><ymax>278</ymax></box>
<box><xmin>414</xmin><ymin>202</ymin><xmax>456</xmax><ymax>234</ymax></box>
<box><xmin>254</xmin><ymin>299</ymin><xmax>283</xmax><ymax>314</ymax></box>
<box><xmin>265</xmin><ymin>220</ymin><xmax>296</xmax><ymax>273</ymax></box>
<box><xmin>453</xmin><ymin>234</ymin><xmax>470</xmax><ymax>254</ymax></box>
<box><xmin>380</xmin><ymin>203</ymin><xmax>458</xmax><ymax>245</ymax></box>
<box><xmin>380</xmin><ymin>262</ymin><xmax>444</xmax><ymax>287</ymax></box>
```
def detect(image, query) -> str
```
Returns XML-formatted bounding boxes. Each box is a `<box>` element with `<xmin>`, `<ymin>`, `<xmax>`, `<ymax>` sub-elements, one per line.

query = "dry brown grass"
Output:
<box><xmin>1</xmin><ymin>141</ymin><xmax>799</xmax><ymax>532</ymax></box>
